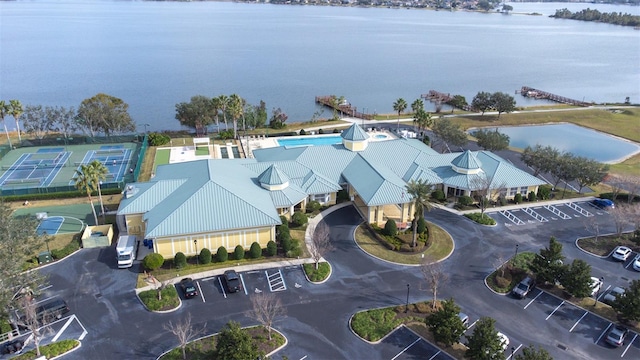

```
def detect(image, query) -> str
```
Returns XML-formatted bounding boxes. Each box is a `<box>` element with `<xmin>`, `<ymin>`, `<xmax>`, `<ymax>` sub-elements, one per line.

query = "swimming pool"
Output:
<box><xmin>481</xmin><ymin>123</ymin><xmax>640</xmax><ymax>164</ymax></box>
<box><xmin>277</xmin><ymin>135</ymin><xmax>342</xmax><ymax>147</ymax></box>
<box><xmin>374</xmin><ymin>134</ymin><xmax>387</xmax><ymax>139</ymax></box>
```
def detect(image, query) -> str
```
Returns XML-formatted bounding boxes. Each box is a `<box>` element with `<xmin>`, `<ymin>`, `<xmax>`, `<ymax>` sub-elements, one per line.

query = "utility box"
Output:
<box><xmin>38</xmin><ymin>251</ymin><xmax>52</xmax><ymax>264</ymax></box>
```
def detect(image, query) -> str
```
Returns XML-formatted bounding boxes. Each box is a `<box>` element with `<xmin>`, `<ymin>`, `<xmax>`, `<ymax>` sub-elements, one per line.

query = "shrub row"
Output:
<box><xmin>14</xmin><ymin>339</ymin><xmax>80</xmax><ymax>360</ymax></box>
<box><xmin>2</xmin><ymin>187</ymin><xmax>122</xmax><ymax>202</ymax></box>
<box><xmin>464</xmin><ymin>212</ymin><xmax>496</xmax><ymax>225</ymax></box>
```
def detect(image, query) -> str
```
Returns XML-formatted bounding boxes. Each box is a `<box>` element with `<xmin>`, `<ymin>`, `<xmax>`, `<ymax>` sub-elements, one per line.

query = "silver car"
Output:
<box><xmin>512</xmin><ymin>276</ymin><xmax>535</xmax><ymax>299</ymax></box>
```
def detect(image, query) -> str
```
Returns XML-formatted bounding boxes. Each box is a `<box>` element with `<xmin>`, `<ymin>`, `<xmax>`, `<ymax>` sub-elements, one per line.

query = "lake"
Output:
<box><xmin>481</xmin><ymin>123</ymin><xmax>640</xmax><ymax>163</ymax></box>
<box><xmin>1</xmin><ymin>1</ymin><xmax>639</xmax><ymax>132</ymax></box>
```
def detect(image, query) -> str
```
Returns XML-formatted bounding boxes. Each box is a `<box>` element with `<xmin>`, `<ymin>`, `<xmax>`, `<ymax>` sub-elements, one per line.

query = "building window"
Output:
<box><xmin>509</xmin><ymin>187</ymin><xmax>518</xmax><ymax>196</ymax></box>
<box><xmin>520</xmin><ymin>186</ymin><xmax>528</xmax><ymax>195</ymax></box>
<box><xmin>312</xmin><ymin>193</ymin><xmax>330</xmax><ymax>204</ymax></box>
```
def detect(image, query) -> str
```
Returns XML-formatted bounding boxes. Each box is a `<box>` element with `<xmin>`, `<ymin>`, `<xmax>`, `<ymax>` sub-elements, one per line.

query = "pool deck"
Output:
<box><xmin>240</xmin><ymin>130</ymin><xmax>396</xmax><ymax>159</ymax></box>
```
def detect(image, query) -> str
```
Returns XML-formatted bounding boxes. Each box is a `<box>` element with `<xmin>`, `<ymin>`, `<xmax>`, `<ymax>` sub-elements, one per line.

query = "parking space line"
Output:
<box><xmin>390</xmin><ymin>337</ymin><xmax>421</xmax><ymax>360</ymax></box>
<box><xmin>506</xmin><ymin>344</ymin><xmax>522</xmax><ymax>360</ymax></box>
<box><xmin>218</xmin><ymin>277</ymin><xmax>227</xmax><ymax>299</ymax></box>
<box><xmin>596</xmin><ymin>323</ymin><xmax>613</xmax><ymax>344</ymax></box>
<box><xmin>546</xmin><ymin>300</ymin><xmax>564</xmax><ymax>320</ymax></box>
<box><xmin>51</xmin><ymin>314</ymin><xmax>75</xmax><ymax>342</ymax></box>
<box><xmin>197</xmin><ymin>281</ymin><xmax>205</xmax><ymax>303</ymax></box>
<box><xmin>622</xmin><ymin>333</ymin><xmax>637</xmax><ymax>357</ymax></box>
<box><xmin>625</xmin><ymin>256</ymin><xmax>637</xmax><ymax>269</ymax></box>
<box><xmin>569</xmin><ymin>311</ymin><xmax>588</xmax><ymax>332</ymax></box>
<box><xmin>201</xmin><ymin>276</ymin><xmax>216</xmax><ymax>281</ymax></box>
<box><xmin>524</xmin><ymin>291</ymin><xmax>542</xmax><ymax>309</ymax></box>
<box><xmin>467</xmin><ymin>320</ymin><xmax>478</xmax><ymax>330</ymax></box>
<box><xmin>597</xmin><ymin>286</ymin><xmax>611</xmax><ymax>301</ymax></box>
<box><xmin>240</xmin><ymin>274</ymin><xmax>248</xmax><ymax>295</ymax></box>
<box><xmin>428</xmin><ymin>350</ymin><xmax>441</xmax><ymax>360</ymax></box>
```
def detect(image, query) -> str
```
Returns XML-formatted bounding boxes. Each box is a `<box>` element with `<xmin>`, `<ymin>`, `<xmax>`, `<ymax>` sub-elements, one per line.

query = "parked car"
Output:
<box><xmin>605</xmin><ymin>326</ymin><xmax>628</xmax><ymax>347</ymax></box>
<box><xmin>1</xmin><ymin>339</ymin><xmax>24</xmax><ymax>355</ymax></box>
<box><xmin>223</xmin><ymin>270</ymin><xmax>242</xmax><ymax>293</ymax></box>
<box><xmin>179</xmin><ymin>278</ymin><xmax>198</xmax><ymax>299</ymax></box>
<box><xmin>512</xmin><ymin>276</ymin><xmax>535</xmax><ymax>299</ymax></box>
<box><xmin>590</xmin><ymin>277</ymin><xmax>603</xmax><ymax>297</ymax></box>
<box><xmin>612</xmin><ymin>246</ymin><xmax>632</xmax><ymax>261</ymax></box>
<box><xmin>602</xmin><ymin>287</ymin><xmax>625</xmax><ymax>306</ymax></box>
<box><xmin>592</xmin><ymin>198</ymin><xmax>615</xmax><ymax>210</ymax></box>
<box><xmin>633</xmin><ymin>255</ymin><xmax>640</xmax><ymax>272</ymax></box>
<box><xmin>458</xmin><ymin>312</ymin><xmax>470</xmax><ymax>328</ymax></box>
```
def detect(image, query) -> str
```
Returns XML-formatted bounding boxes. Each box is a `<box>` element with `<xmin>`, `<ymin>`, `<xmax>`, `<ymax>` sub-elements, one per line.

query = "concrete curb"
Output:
<box><xmin>135</xmin><ymin>289</ymin><xmax>183</xmax><ymax>314</ymax></box>
<box><xmin>575</xmin><ymin>233</ymin><xmax>625</xmax><ymax>259</ymax></box>
<box><xmin>49</xmin><ymin>339</ymin><xmax>81</xmax><ymax>360</ymax></box>
<box><xmin>302</xmin><ymin>261</ymin><xmax>333</xmax><ymax>285</ymax></box>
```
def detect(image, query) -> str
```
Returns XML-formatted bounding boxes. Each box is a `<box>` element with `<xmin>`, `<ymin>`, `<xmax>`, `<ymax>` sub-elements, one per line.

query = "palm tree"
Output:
<box><xmin>393</xmin><ymin>98</ymin><xmax>407</xmax><ymax>132</ymax></box>
<box><xmin>74</xmin><ymin>164</ymin><xmax>99</xmax><ymax>225</ymax></box>
<box><xmin>416</xmin><ymin>109</ymin><xmax>433</xmax><ymax>135</ymax></box>
<box><xmin>405</xmin><ymin>179</ymin><xmax>433</xmax><ymax>248</ymax></box>
<box><xmin>9</xmin><ymin>100</ymin><xmax>24</xmax><ymax>142</ymax></box>
<box><xmin>0</xmin><ymin>100</ymin><xmax>12</xmax><ymax>148</ymax></box>
<box><xmin>216</xmin><ymin>94</ymin><xmax>229</xmax><ymax>129</ymax></box>
<box><xmin>411</xmin><ymin>99</ymin><xmax>424</xmax><ymax>132</ymax></box>
<box><xmin>228</xmin><ymin>94</ymin><xmax>244</xmax><ymax>139</ymax></box>
<box><xmin>88</xmin><ymin>160</ymin><xmax>109</xmax><ymax>221</ymax></box>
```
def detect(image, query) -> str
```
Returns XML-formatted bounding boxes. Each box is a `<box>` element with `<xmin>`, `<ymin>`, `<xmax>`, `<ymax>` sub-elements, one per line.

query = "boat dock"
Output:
<box><xmin>315</xmin><ymin>96</ymin><xmax>374</xmax><ymax>120</ymax></box>
<box><xmin>519</xmin><ymin>86</ymin><xmax>592</xmax><ymax>107</ymax></box>
<box><xmin>420</xmin><ymin>90</ymin><xmax>474</xmax><ymax>111</ymax></box>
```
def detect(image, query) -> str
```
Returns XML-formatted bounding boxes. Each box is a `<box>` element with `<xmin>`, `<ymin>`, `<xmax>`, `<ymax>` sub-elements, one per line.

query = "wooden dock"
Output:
<box><xmin>315</xmin><ymin>96</ymin><xmax>373</xmax><ymax>120</ymax></box>
<box><xmin>519</xmin><ymin>86</ymin><xmax>592</xmax><ymax>107</ymax></box>
<box><xmin>420</xmin><ymin>90</ymin><xmax>474</xmax><ymax>111</ymax></box>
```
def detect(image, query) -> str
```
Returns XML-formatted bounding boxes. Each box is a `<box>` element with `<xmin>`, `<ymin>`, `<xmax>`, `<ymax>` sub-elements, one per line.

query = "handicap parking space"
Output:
<box><xmin>378</xmin><ymin>325</ymin><xmax>455</xmax><ymax>360</ymax></box>
<box><xmin>493</xmin><ymin>200</ymin><xmax>611</xmax><ymax>227</ymax></box>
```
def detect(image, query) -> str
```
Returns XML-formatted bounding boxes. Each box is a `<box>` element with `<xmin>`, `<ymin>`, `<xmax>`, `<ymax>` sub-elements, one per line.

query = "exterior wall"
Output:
<box><xmin>124</xmin><ymin>214</ymin><xmax>145</xmax><ymax>236</ymax></box>
<box><xmin>153</xmin><ymin>226</ymin><xmax>275</xmax><ymax>258</ymax></box>
<box><xmin>343</xmin><ymin>140</ymin><xmax>368</xmax><ymax>152</ymax></box>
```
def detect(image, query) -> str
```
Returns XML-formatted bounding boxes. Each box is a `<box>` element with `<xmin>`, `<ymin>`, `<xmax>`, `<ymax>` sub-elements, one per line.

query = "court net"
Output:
<box><xmin>2</xmin><ymin>163</ymin><xmax>60</xmax><ymax>171</ymax></box>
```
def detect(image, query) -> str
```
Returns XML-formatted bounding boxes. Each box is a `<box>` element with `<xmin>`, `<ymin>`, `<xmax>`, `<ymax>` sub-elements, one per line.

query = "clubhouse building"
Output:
<box><xmin>117</xmin><ymin>123</ymin><xmax>546</xmax><ymax>258</ymax></box>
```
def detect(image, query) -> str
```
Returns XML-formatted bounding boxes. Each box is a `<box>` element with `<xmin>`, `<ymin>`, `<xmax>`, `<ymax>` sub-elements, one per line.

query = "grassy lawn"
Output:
<box><xmin>154</xmin><ymin>148</ymin><xmax>170</xmax><ymax>170</ymax></box>
<box><xmin>160</xmin><ymin>325</ymin><xmax>285</xmax><ymax>360</ymax></box>
<box><xmin>354</xmin><ymin>222</ymin><xmax>454</xmax><ymax>265</ymax></box>
<box><xmin>195</xmin><ymin>146</ymin><xmax>209</xmax><ymax>156</ymax></box>
<box><xmin>350</xmin><ymin>301</ymin><xmax>462</xmax><ymax>358</ymax></box>
<box><xmin>576</xmin><ymin>233</ymin><xmax>639</xmax><ymax>257</ymax></box>
<box><xmin>303</xmin><ymin>262</ymin><xmax>330</xmax><ymax>282</ymax></box>
<box><xmin>138</xmin><ymin>286</ymin><xmax>180</xmax><ymax>311</ymax></box>
<box><xmin>485</xmin><ymin>252</ymin><xmax>535</xmax><ymax>294</ymax></box>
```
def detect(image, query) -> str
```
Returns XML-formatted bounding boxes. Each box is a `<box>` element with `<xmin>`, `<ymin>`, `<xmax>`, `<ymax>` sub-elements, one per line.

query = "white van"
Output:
<box><xmin>116</xmin><ymin>235</ymin><xmax>137</xmax><ymax>269</ymax></box>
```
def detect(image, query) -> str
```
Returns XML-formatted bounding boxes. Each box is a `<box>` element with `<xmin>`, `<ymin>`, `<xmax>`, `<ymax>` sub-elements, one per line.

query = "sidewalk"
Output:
<box><xmin>433</xmin><ymin>195</ymin><xmax>597</xmax><ymax>215</ymax></box>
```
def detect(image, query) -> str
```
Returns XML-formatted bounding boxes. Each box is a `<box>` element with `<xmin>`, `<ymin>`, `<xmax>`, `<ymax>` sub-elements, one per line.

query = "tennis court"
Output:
<box><xmin>0</xmin><ymin>148</ymin><xmax>70</xmax><ymax>187</ymax></box>
<box><xmin>69</xmin><ymin>145</ymin><xmax>132</xmax><ymax>185</ymax></box>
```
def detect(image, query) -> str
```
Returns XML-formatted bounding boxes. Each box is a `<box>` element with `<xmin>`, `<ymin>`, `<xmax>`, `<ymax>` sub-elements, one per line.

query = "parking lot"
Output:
<box><xmin>175</xmin><ymin>265</ymin><xmax>308</xmax><ymax>302</ymax></box>
<box><xmin>492</xmin><ymin>200</ymin><xmax>610</xmax><ymax>227</ymax></box>
<box><xmin>519</xmin><ymin>288</ymin><xmax>640</xmax><ymax>358</ymax></box>
<box><xmin>379</xmin><ymin>326</ymin><xmax>455</xmax><ymax>360</ymax></box>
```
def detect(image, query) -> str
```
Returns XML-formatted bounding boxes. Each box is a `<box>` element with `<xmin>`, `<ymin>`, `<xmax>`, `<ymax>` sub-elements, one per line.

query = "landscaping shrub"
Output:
<box><xmin>499</xmin><ymin>195</ymin><xmax>507</xmax><ymax>206</ymax></box>
<box><xmin>138</xmin><ymin>286</ymin><xmax>179</xmax><ymax>311</ymax></box>
<box><xmin>218</xmin><ymin>129</ymin><xmax>235</xmax><ymax>140</ymax></box>
<box><xmin>234</xmin><ymin>245</ymin><xmax>245</xmax><ymax>260</ymax></box>
<box><xmin>148</xmin><ymin>132</ymin><xmax>171</xmax><ymax>146</ymax></box>
<box><xmin>318</xmin><ymin>128</ymin><xmax>325</xmax><ymax>134</ymax></box>
<box><xmin>303</xmin><ymin>262</ymin><xmax>330</xmax><ymax>282</ymax></box>
<box><xmin>142</xmin><ymin>253</ymin><xmax>164</xmax><ymax>271</ymax></box>
<box><xmin>307</xmin><ymin>200</ymin><xmax>322</xmax><ymax>213</ymax></box>
<box><xmin>464</xmin><ymin>213</ymin><xmax>496</xmax><ymax>225</ymax></box>
<box><xmin>174</xmin><ymin>252</ymin><xmax>187</xmax><ymax>268</ymax></box>
<box><xmin>216</xmin><ymin>246</ymin><xmax>228</xmax><ymax>262</ymax></box>
<box><xmin>291</xmin><ymin>211</ymin><xmax>308</xmax><ymax>227</ymax></box>
<box><xmin>336</xmin><ymin>189</ymin><xmax>350</xmax><ymax>202</ymax></box>
<box><xmin>417</xmin><ymin>217</ymin><xmax>426</xmax><ymax>234</ymax></box>
<box><xmin>384</xmin><ymin>219</ymin><xmax>398</xmax><ymax>237</ymax></box>
<box><xmin>528</xmin><ymin>191</ymin><xmax>536</xmax><ymax>202</ymax></box>
<box><xmin>457</xmin><ymin>195</ymin><xmax>473</xmax><ymax>207</ymax></box>
<box><xmin>249</xmin><ymin>242</ymin><xmax>262</xmax><ymax>259</ymax></box>
<box><xmin>282</xmin><ymin>237</ymin><xmax>293</xmax><ymax>253</ymax></box>
<box><xmin>538</xmin><ymin>185</ymin><xmax>552</xmax><ymax>200</ymax></box>
<box><xmin>16</xmin><ymin>339</ymin><xmax>79</xmax><ymax>360</ymax></box>
<box><xmin>299</xmin><ymin>129</ymin><xmax>306</xmax><ymax>135</ymax></box>
<box><xmin>286</xmin><ymin>239</ymin><xmax>302</xmax><ymax>258</ymax></box>
<box><xmin>277</xmin><ymin>225</ymin><xmax>290</xmax><ymax>242</ymax></box>
<box><xmin>431</xmin><ymin>189</ymin><xmax>445</xmax><ymax>202</ymax></box>
<box><xmin>351</xmin><ymin>308</ymin><xmax>403</xmax><ymax>342</ymax></box>
<box><xmin>266</xmin><ymin>240</ymin><xmax>277</xmax><ymax>256</ymax></box>
<box><xmin>514</xmin><ymin>193</ymin><xmax>523</xmax><ymax>204</ymax></box>
<box><xmin>422</xmin><ymin>135</ymin><xmax>430</xmax><ymax>146</ymax></box>
<box><xmin>333</xmin><ymin>128</ymin><xmax>340</xmax><ymax>133</ymax></box>
<box><xmin>199</xmin><ymin>248</ymin><xmax>212</xmax><ymax>265</ymax></box>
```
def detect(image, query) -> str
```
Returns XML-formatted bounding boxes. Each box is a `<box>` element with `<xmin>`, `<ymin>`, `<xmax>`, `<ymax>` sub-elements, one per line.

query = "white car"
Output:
<box><xmin>590</xmin><ymin>277</ymin><xmax>603</xmax><ymax>297</ymax></box>
<box><xmin>497</xmin><ymin>332</ymin><xmax>509</xmax><ymax>351</ymax></box>
<box><xmin>633</xmin><ymin>255</ymin><xmax>640</xmax><ymax>272</ymax></box>
<box><xmin>612</xmin><ymin>246</ymin><xmax>632</xmax><ymax>261</ymax></box>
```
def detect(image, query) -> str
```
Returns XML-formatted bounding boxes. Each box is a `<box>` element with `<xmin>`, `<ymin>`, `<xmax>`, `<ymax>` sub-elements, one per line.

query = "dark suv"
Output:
<box><xmin>223</xmin><ymin>270</ymin><xmax>242</xmax><ymax>293</ymax></box>
<box><xmin>179</xmin><ymin>278</ymin><xmax>198</xmax><ymax>299</ymax></box>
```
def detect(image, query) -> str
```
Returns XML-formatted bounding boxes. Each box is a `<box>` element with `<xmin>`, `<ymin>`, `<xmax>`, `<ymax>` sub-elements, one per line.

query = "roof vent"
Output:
<box><xmin>125</xmin><ymin>185</ymin><xmax>138</xmax><ymax>199</ymax></box>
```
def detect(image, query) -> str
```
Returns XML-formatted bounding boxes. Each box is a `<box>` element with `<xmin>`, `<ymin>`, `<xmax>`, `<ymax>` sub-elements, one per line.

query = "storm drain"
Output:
<box><xmin>94</xmin><ymin>293</ymin><xmax>102</xmax><ymax>299</ymax></box>
<box><xmin>557</xmin><ymin>344</ymin><xmax>567</xmax><ymax>351</ymax></box>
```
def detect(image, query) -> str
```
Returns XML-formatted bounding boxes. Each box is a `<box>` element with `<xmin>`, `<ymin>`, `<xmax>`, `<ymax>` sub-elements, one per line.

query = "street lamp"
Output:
<box><xmin>194</xmin><ymin>239</ymin><xmax>198</xmax><ymax>265</ymax></box>
<box><xmin>97</xmin><ymin>180</ymin><xmax>105</xmax><ymax>223</ymax></box>
<box><xmin>405</xmin><ymin>284</ymin><xmax>410</xmax><ymax>313</ymax></box>
<box><xmin>141</xmin><ymin>123</ymin><xmax>150</xmax><ymax>134</ymax></box>
<box><xmin>515</xmin><ymin>244</ymin><xmax>519</xmax><ymax>259</ymax></box>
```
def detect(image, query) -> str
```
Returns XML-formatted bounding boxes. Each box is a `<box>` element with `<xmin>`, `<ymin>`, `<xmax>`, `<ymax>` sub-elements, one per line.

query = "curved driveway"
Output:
<box><xmin>38</xmin><ymin>202</ymin><xmax>628</xmax><ymax>359</ymax></box>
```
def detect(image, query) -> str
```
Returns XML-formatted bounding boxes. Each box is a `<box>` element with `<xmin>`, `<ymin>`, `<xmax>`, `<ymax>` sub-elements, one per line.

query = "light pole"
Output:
<box><xmin>97</xmin><ymin>180</ymin><xmax>105</xmax><ymax>223</ymax></box>
<box><xmin>194</xmin><ymin>239</ymin><xmax>198</xmax><ymax>265</ymax></box>
<box><xmin>141</xmin><ymin>123</ymin><xmax>150</xmax><ymax>134</ymax></box>
<box><xmin>515</xmin><ymin>244</ymin><xmax>519</xmax><ymax>259</ymax></box>
<box><xmin>405</xmin><ymin>284</ymin><xmax>410</xmax><ymax>313</ymax></box>
<box><xmin>511</xmin><ymin>346</ymin><xmax>515</xmax><ymax>359</ymax></box>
